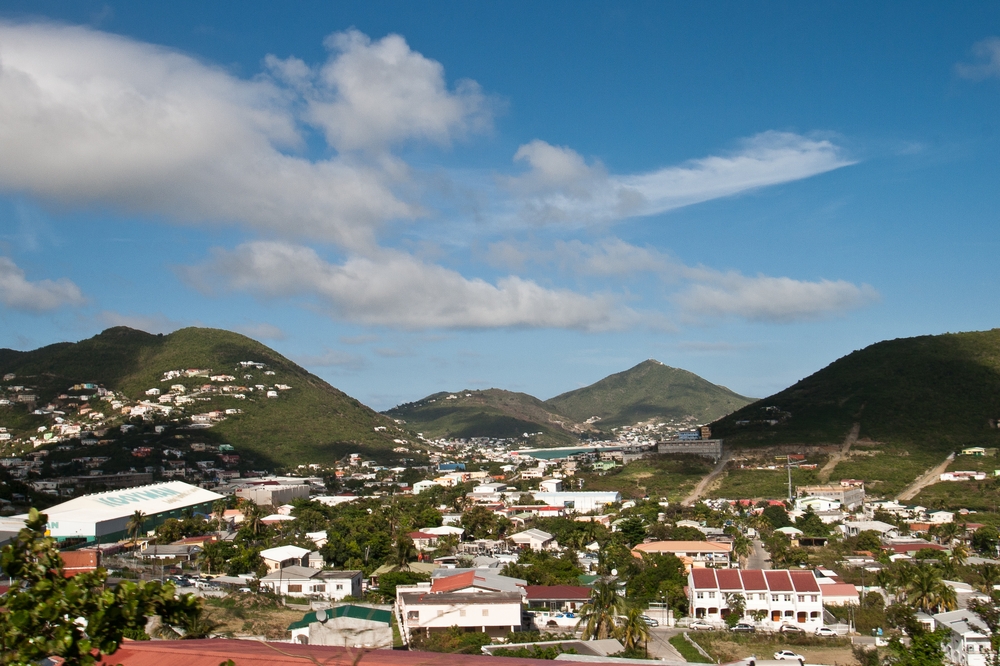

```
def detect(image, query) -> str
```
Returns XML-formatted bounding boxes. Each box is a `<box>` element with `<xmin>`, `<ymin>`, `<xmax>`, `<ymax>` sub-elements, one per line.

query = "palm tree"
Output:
<box><xmin>978</xmin><ymin>564</ymin><xmax>1000</xmax><ymax>594</ymax></box>
<box><xmin>732</xmin><ymin>535</ymin><xmax>753</xmax><ymax>568</ymax></box>
<box><xmin>241</xmin><ymin>502</ymin><xmax>264</xmax><ymax>539</ymax></box>
<box><xmin>127</xmin><ymin>510</ymin><xmax>146</xmax><ymax>546</ymax></box>
<box><xmin>937</xmin><ymin>522</ymin><xmax>962</xmax><ymax>545</ymax></box>
<box><xmin>391</xmin><ymin>534</ymin><xmax>418</xmax><ymax>571</ymax></box>
<box><xmin>951</xmin><ymin>542</ymin><xmax>970</xmax><ymax>568</ymax></box>
<box><xmin>616</xmin><ymin>606</ymin><xmax>651</xmax><ymax>655</ymax></box>
<box><xmin>907</xmin><ymin>565</ymin><xmax>957</xmax><ymax>613</ymax></box>
<box><xmin>578</xmin><ymin>579</ymin><xmax>625</xmax><ymax>640</ymax></box>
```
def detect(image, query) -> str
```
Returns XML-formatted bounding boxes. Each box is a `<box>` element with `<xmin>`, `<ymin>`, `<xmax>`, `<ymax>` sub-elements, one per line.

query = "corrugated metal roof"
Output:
<box><xmin>287</xmin><ymin>604</ymin><xmax>392</xmax><ymax>630</ymax></box>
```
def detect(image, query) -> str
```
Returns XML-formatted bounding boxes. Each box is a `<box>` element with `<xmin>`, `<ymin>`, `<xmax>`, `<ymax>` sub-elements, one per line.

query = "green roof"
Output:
<box><xmin>288</xmin><ymin>605</ymin><xmax>392</xmax><ymax>630</ymax></box>
<box><xmin>577</xmin><ymin>574</ymin><xmax>600</xmax><ymax>587</ymax></box>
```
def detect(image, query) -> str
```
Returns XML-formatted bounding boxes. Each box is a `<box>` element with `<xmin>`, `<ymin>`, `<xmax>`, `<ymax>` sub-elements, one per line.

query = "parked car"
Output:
<box><xmin>774</xmin><ymin>650</ymin><xmax>805</xmax><ymax>662</ymax></box>
<box><xmin>641</xmin><ymin>615</ymin><xmax>659</xmax><ymax>627</ymax></box>
<box><xmin>730</xmin><ymin>623</ymin><xmax>756</xmax><ymax>633</ymax></box>
<box><xmin>779</xmin><ymin>624</ymin><xmax>805</xmax><ymax>634</ymax></box>
<box><xmin>689</xmin><ymin>620</ymin><xmax>716</xmax><ymax>631</ymax></box>
<box><xmin>815</xmin><ymin>627</ymin><xmax>838</xmax><ymax>637</ymax></box>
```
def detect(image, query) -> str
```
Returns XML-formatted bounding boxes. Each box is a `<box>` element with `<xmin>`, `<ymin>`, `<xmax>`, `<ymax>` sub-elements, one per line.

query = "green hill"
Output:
<box><xmin>712</xmin><ymin>329</ymin><xmax>1000</xmax><ymax>452</ymax></box>
<box><xmin>0</xmin><ymin>327</ymin><xmax>415</xmax><ymax>466</ymax></box>
<box><xmin>544</xmin><ymin>359</ymin><xmax>754</xmax><ymax>429</ymax></box>
<box><xmin>384</xmin><ymin>388</ymin><xmax>594</xmax><ymax>446</ymax></box>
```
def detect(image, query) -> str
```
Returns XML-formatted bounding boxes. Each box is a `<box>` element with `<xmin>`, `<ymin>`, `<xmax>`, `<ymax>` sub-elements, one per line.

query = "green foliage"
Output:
<box><xmin>625</xmin><ymin>553</ymin><xmax>687</xmax><ymax>610</ymax></box>
<box><xmin>884</xmin><ymin>629</ymin><xmax>950</xmax><ymax>666</ymax></box>
<box><xmin>724</xmin><ymin>593</ymin><xmax>746</xmax><ymax>628</ymax></box>
<box><xmin>409</xmin><ymin>626</ymin><xmax>491</xmax><ymax>654</ymax></box>
<box><xmin>762</xmin><ymin>505</ymin><xmax>791</xmax><ymax>528</ymax></box>
<box><xmin>376</xmin><ymin>571</ymin><xmax>429</xmax><ymax>602</ymax></box>
<box><xmin>0</xmin><ymin>326</ymin><xmax>412</xmax><ymax>466</ymax></box>
<box><xmin>546</xmin><ymin>360</ymin><xmax>754</xmax><ymax>430</ymax></box>
<box><xmin>502</xmin><ymin>549</ymin><xmax>583</xmax><ymax>586</ymax></box>
<box><xmin>856</xmin><ymin>530</ymin><xmax>884</xmax><ymax>552</ymax></box>
<box><xmin>579</xmin><ymin>579</ymin><xmax>626</xmax><ymax>640</ymax></box>
<box><xmin>795</xmin><ymin>508</ymin><xmax>830</xmax><ymax>537</ymax></box>
<box><xmin>714</xmin><ymin>329</ymin><xmax>1000</xmax><ymax>454</ymax></box>
<box><xmin>670</xmin><ymin>634</ymin><xmax>712</xmax><ymax>663</ymax></box>
<box><xmin>618</xmin><ymin>517</ymin><xmax>647</xmax><ymax>547</ymax></box>
<box><xmin>491</xmin><ymin>645</ymin><xmax>577</xmax><ymax>659</ymax></box>
<box><xmin>974</xmin><ymin>526</ymin><xmax>1000</xmax><ymax>555</ymax></box>
<box><xmin>385</xmin><ymin>389</ymin><xmax>580</xmax><ymax>446</ymax></box>
<box><xmin>0</xmin><ymin>508</ymin><xmax>200</xmax><ymax>665</ymax></box>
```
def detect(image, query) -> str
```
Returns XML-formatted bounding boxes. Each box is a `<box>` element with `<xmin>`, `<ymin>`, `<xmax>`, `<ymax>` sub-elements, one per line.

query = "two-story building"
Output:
<box><xmin>633</xmin><ymin>540</ymin><xmax>732</xmax><ymax>569</ymax></box>
<box><xmin>687</xmin><ymin>569</ymin><xmax>824</xmax><ymax>630</ymax></box>
<box><xmin>260</xmin><ymin>566</ymin><xmax>363</xmax><ymax>600</ymax></box>
<box><xmin>934</xmin><ymin>609</ymin><xmax>991</xmax><ymax>666</ymax></box>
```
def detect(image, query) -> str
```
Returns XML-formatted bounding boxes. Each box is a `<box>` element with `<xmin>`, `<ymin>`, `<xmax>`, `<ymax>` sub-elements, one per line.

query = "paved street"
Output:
<box><xmin>749</xmin><ymin>538</ymin><xmax>770</xmax><ymax>570</ymax></box>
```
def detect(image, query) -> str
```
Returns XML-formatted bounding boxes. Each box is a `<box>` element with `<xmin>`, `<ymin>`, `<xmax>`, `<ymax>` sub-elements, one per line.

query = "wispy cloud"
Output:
<box><xmin>233</xmin><ymin>322</ymin><xmax>286</xmax><ymax>341</ymax></box>
<box><xmin>486</xmin><ymin>237</ymin><xmax>879</xmax><ymax>323</ymax></box>
<box><xmin>292</xmin><ymin>348</ymin><xmax>367</xmax><ymax>372</ymax></box>
<box><xmin>182</xmin><ymin>241</ymin><xmax>637</xmax><ymax>331</ymax></box>
<box><xmin>504</xmin><ymin>131</ymin><xmax>855</xmax><ymax>225</ymax></box>
<box><xmin>96</xmin><ymin>310</ymin><xmax>185</xmax><ymax>334</ymax></box>
<box><xmin>956</xmin><ymin>37</ymin><xmax>1000</xmax><ymax>80</ymax></box>
<box><xmin>0</xmin><ymin>256</ymin><xmax>86</xmax><ymax>311</ymax></box>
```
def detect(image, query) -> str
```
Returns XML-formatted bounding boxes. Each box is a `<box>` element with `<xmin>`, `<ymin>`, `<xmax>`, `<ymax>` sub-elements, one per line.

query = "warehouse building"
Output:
<box><xmin>39</xmin><ymin>480</ymin><xmax>225</xmax><ymax>542</ymax></box>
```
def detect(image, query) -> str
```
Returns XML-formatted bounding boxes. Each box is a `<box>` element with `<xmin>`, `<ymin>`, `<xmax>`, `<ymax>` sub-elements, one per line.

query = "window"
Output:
<box><xmin>697</xmin><ymin>592</ymin><xmax>704</xmax><ymax>599</ymax></box>
<box><xmin>336</xmin><ymin>584</ymin><xmax>343</xmax><ymax>590</ymax></box>
<box><xmin>771</xmin><ymin>595</ymin><xmax>779</xmax><ymax>602</ymax></box>
<box><xmin>810</xmin><ymin>595</ymin><xmax>818</xmax><ymax>602</ymax></box>
<box><xmin>482</xmin><ymin>609</ymin><xmax>489</xmax><ymax>617</ymax></box>
<box><xmin>707</xmin><ymin>592</ymin><xmax>715</xmax><ymax>599</ymax></box>
<box><xmin>288</xmin><ymin>584</ymin><xmax>302</xmax><ymax>593</ymax></box>
<box><xmin>797</xmin><ymin>595</ymin><xmax>805</xmax><ymax>603</ymax></box>
<box><xmin>784</xmin><ymin>595</ymin><xmax>791</xmax><ymax>602</ymax></box>
<box><xmin>313</xmin><ymin>585</ymin><xmax>325</xmax><ymax>592</ymax></box>
<box><xmin>407</xmin><ymin>610</ymin><xmax>419</xmax><ymax>620</ymax></box>
<box><xmin>759</xmin><ymin>594</ymin><xmax>766</xmax><ymax>601</ymax></box>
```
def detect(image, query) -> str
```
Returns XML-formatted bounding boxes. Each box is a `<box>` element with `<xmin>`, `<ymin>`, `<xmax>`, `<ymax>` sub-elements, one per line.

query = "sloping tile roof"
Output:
<box><xmin>763</xmin><ymin>570</ymin><xmax>794</xmax><ymax>591</ymax></box>
<box><xmin>739</xmin><ymin>570</ymin><xmax>767</xmax><ymax>590</ymax></box>
<box><xmin>714</xmin><ymin>569</ymin><xmax>743</xmax><ymax>591</ymax></box>
<box><xmin>789</xmin><ymin>570</ymin><xmax>821</xmax><ymax>593</ymax></box>
<box><xmin>690</xmin><ymin>568</ymin><xmax>718</xmax><ymax>590</ymax></box>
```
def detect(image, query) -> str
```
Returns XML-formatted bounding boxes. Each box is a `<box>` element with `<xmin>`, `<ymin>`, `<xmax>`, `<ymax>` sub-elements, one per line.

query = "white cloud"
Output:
<box><xmin>183</xmin><ymin>241</ymin><xmax>634</xmax><ymax>331</ymax></box>
<box><xmin>0</xmin><ymin>22</ymin><xmax>493</xmax><ymax>249</ymax></box>
<box><xmin>96</xmin><ymin>310</ymin><xmax>184</xmax><ymax>334</ymax></box>
<box><xmin>0</xmin><ymin>256</ymin><xmax>85</xmax><ymax>311</ymax></box>
<box><xmin>487</xmin><ymin>237</ymin><xmax>879</xmax><ymax>323</ymax></box>
<box><xmin>233</xmin><ymin>322</ymin><xmax>286</xmax><ymax>341</ymax></box>
<box><xmin>506</xmin><ymin>131</ymin><xmax>855</xmax><ymax>224</ymax></box>
<box><xmin>675</xmin><ymin>272</ymin><xmax>879</xmax><ymax>322</ymax></box>
<box><xmin>956</xmin><ymin>37</ymin><xmax>1000</xmax><ymax>80</ymax></box>
<box><xmin>272</xmin><ymin>29</ymin><xmax>491</xmax><ymax>152</ymax></box>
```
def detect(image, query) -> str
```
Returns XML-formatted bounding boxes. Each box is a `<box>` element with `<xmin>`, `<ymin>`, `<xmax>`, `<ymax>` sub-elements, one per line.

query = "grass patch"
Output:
<box><xmin>831</xmin><ymin>444</ymin><xmax>944</xmax><ymax>498</ymax></box>
<box><xmin>203</xmin><ymin>593</ymin><xmax>306</xmax><ymax>639</ymax></box>
<box><xmin>670</xmin><ymin>634</ymin><xmax>713</xmax><ymax>663</ymax></box>
<box><xmin>579</xmin><ymin>454</ymin><xmax>714</xmax><ymax>501</ymax></box>
<box><xmin>691</xmin><ymin>632</ymin><xmax>854</xmax><ymax>665</ymax></box>
<box><xmin>709</xmin><ymin>463</ymin><xmax>826</xmax><ymax>500</ymax></box>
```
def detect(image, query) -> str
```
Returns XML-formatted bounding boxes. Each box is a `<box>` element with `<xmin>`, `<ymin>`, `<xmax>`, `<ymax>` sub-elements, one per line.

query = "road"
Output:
<box><xmin>683</xmin><ymin>452</ymin><xmax>731</xmax><ymax>506</ymax></box>
<box><xmin>818</xmin><ymin>422</ymin><xmax>860</xmax><ymax>483</ymax></box>
<box><xmin>897</xmin><ymin>452</ymin><xmax>955</xmax><ymax>501</ymax></box>
<box><xmin>645</xmin><ymin>627</ymin><xmax>688</xmax><ymax>662</ymax></box>
<box><xmin>748</xmin><ymin>538</ymin><xmax>771</xmax><ymax>570</ymax></box>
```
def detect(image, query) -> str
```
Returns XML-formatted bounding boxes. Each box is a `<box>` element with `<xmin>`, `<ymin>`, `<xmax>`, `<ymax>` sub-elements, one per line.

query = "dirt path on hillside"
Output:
<box><xmin>818</xmin><ymin>422</ymin><xmax>860</xmax><ymax>483</ymax></box>
<box><xmin>682</xmin><ymin>452</ymin><xmax>731</xmax><ymax>506</ymax></box>
<box><xmin>897</xmin><ymin>452</ymin><xmax>956</xmax><ymax>501</ymax></box>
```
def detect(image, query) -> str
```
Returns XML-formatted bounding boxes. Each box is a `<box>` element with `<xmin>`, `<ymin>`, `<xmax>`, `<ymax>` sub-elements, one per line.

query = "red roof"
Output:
<box><xmin>408</xmin><ymin>531</ymin><xmax>439</xmax><ymax>540</ymax></box>
<box><xmin>739</xmin><ymin>570</ymin><xmax>767</xmax><ymax>590</ymax></box>
<box><xmin>822</xmin><ymin>583</ymin><xmax>860</xmax><ymax>599</ymax></box>
<box><xmin>690</xmin><ymin>568</ymin><xmax>718</xmax><ymax>590</ymax></box>
<box><xmin>789</xmin><ymin>571</ymin><xmax>820</xmax><ymax>593</ymax></box>
<box><xmin>96</xmin><ymin>638</ymin><xmax>636</xmax><ymax>666</ymax></box>
<box><xmin>763</xmin><ymin>570</ymin><xmax>793</xmax><ymax>591</ymax></box>
<box><xmin>524</xmin><ymin>585</ymin><xmax>592</xmax><ymax>601</ymax></box>
<box><xmin>430</xmin><ymin>570</ymin><xmax>478</xmax><ymax>593</ymax></box>
<box><xmin>715</xmin><ymin>569</ymin><xmax>743</xmax><ymax>591</ymax></box>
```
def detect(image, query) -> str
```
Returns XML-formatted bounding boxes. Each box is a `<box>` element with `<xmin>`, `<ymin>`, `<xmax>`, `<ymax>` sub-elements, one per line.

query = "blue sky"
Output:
<box><xmin>1</xmin><ymin>2</ymin><xmax>999</xmax><ymax>411</ymax></box>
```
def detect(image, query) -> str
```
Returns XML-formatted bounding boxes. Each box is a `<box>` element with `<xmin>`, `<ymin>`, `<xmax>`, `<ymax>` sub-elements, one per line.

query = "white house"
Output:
<box><xmin>509</xmin><ymin>528</ymin><xmax>556</xmax><ymax>551</ymax></box>
<box><xmin>412</xmin><ymin>480</ymin><xmax>441</xmax><ymax>494</ymax></box>
<box><xmin>934</xmin><ymin>609</ymin><xmax>992</xmax><ymax>666</ymax></box>
<box><xmin>633</xmin><ymin>540</ymin><xmax>732</xmax><ymax>569</ymax></box>
<box><xmin>529</xmin><ymin>491</ymin><xmax>620</xmax><ymax>514</ymax></box>
<box><xmin>842</xmin><ymin>521</ymin><xmax>900</xmax><ymax>539</ymax></box>
<box><xmin>261</xmin><ymin>566</ymin><xmax>363</xmax><ymax>600</ymax></box>
<box><xmin>288</xmin><ymin>605</ymin><xmax>394</xmax><ymax>648</ymax></box>
<box><xmin>260</xmin><ymin>545</ymin><xmax>311</xmax><ymax>573</ymax></box>
<box><xmin>397</xmin><ymin>589</ymin><xmax>523</xmax><ymax>639</ymax></box>
<box><xmin>687</xmin><ymin>569</ymin><xmax>825</xmax><ymax>631</ymax></box>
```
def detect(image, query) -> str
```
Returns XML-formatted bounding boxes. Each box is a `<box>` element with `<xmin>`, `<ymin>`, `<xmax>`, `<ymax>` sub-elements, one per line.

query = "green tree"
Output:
<box><xmin>794</xmin><ymin>508</ymin><xmax>829</xmax><ymax>537</ymax></box>
<box><xmin>578</xmin><ymin>579</ymin><xmax>625</xmax><ymax>640</ymax></box>
<box><xmin>883</xmin><ymin>628</ymin><xmax>949</xmax><ymax>666</ymax></box>
<box><xmin>127</xmin><ymin>509</ymin><xmax>147</xmax><ymax>546</ymax></box>
<box><xmin>907</xmin><ymin>566</ymin><xmax>957</xmax><ymax>613</ymax></box>
<box><xmin>616</xmin><ymin>606</ymin><xmax>650</xmax><ymax>655</ymax></box>
<box><xmin>724</xmin><ymin>593</ymin><xmax>746</xmax><ymax>628</ymax></box>
<box><xmin>974</xmin><ymin>526</ymin><xmax>1000</xmax><ymax>556</ymax></box>
<box><xmin>0</xmin><ymin>509</ymin><xmax>199</xmax><ymax>665</ymax></box>
<box><xmin>761</xmin><ymin>505</ymin><xmax>791</xmax><ymax>529</ymax></box>
<box><xmin>855</xmin><ymin>530</ymin><xmax>884</xmax><ymax>553</ymax></box>
<box><xmin>618</xmin><ymin>517</ymin><xmax>647</xmax><ymax>547</ymax></box>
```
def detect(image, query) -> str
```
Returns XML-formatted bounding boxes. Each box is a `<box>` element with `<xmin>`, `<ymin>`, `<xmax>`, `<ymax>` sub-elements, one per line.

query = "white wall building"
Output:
<box><xmin>688</xmin><ymin>569</ymin><xmax>825</xmax><ymax>631</ymax></box>
<box><xmin>261</xmin><ymin>566</ymin><xmax>363</xmax><ymax>600</ymax></box>
<box><xmin>529</xmin><ymin>491</ymin><xmax>620</xmax><ymax>514</ymax></box>
<box><xmin>398</xmin><ymin>590</ymin><xmax>523</xmax><ymax>639</ymax></box>
<box><xmin>935</xmin><ymin>609</ymin><xmax>991</xmax><ymax>666</ymax></box>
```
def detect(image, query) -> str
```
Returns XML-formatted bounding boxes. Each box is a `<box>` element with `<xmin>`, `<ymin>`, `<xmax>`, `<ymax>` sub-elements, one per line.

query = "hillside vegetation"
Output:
<box><xmin>384</xmin><ymin>388</ymin><xmax>593</xmax><ymax>446</ymax></box>
<box><xmin>713</xmin><ymin>329</ymin><xmax>1000</xmax><ymax>453</ymax></box>
<box><xmin>545</xmin><ymin>359</ymin><xmax>754</xmax><ymax>430</ymax></box>
<box><xmin>0</xmin><ymin>327</ymin><xmax>411</xmax><ymax>466</ymax></box>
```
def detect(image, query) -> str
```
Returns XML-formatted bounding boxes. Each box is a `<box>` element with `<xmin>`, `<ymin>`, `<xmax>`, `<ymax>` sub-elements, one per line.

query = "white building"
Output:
<box><xmin>397</xmin><ymin>589</ymin><xmax>523</xmax><ymax>639</ymax></box>
<box><xmin>288</xmin><ymin>605</ymin><xmax>393</xmax><ymax>648</ymax></box>
<box><xmin>235</xmin><ymin>483</ymin><xmax>310</xmax><ymax>506</ymax></box>
<box><xmin>508</xmin><ymin>528</ymin><xmax>556</xmax><ymax>552</ymax></box>
<box><xmin>261</xmin><ymin>566</ymin><xmax>363</xmax><ymax>601</ymax></box>
<box><xmin>934</xmin><ymin>609</ymin><xmax>991</xmax><ymax>666</ymax></box>
<box><xmin>529</xmin><ymin>491</ymin><xmax>620</xmax><ymax>514</ymax></box>
<box><xmin>688</xmin><ymin>569</ymin><xmax>825</xmax><ymax>631</ymax></box>
<box><xmin>37</xmin><ymin>481</ymin><xmax>224</xmax><ymax>542</ymax></box>
<box><xmin>260</xmin><ymin>545</ymin><xmax>311</xmax><ymax>573</ymax></box>
<box><xmin>633</xmin><ymin>540</ymin><xmax>732</xmax><ymax>568</ymax></box>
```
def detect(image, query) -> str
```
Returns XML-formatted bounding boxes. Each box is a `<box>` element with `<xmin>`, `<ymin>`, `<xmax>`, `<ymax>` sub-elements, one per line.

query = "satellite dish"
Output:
<box><xmin>611</xmin><ymin>569</ymin><xmax>618</xmax><ymax>576</ymax></box>
<box><xmin>315</xmin><ymin>609</ymin><xmax>327</xmax><ymax>622</ymax></box>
